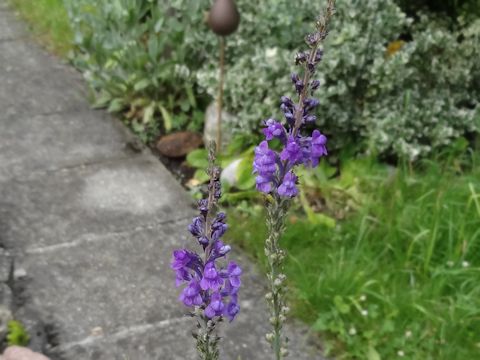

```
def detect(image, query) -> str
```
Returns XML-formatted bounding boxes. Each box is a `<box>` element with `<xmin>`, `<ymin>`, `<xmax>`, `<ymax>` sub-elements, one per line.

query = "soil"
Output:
<box><xmin>149</xmin><ymin>144</ymin><xmax>196</xmax><ymax>188</ymax></box>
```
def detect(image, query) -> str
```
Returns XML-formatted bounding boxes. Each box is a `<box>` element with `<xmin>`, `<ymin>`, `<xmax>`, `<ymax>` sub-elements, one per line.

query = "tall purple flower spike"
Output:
<box><xmin>253</xmin><ymin>2</ymin><xmax>336</xmax><ymax>359</ymax></box>
<box><xmin>171</xmin><ymin>146</ymin><xmax>242</xmax><ymax>322</ymax></box>
<box><xmin>252</xmin><ymin>11</ymin><xmax>331</xmax><ymax>198</ymax></box>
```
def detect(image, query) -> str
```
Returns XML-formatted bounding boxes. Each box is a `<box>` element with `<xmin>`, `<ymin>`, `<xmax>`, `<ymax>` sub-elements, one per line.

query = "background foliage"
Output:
<box><xmin>65</xmin><ymin>0</ymin><xmax>480</xmax><ymax>158</ymax></box>
<box><xmin>228</xmin><ymin>149</ymin><xmax>480</xmax><ymax>359</ymax></box>
<box><xmin>64</xmin><ymin>0</ymin><xmax>208</xmax><ymax>142</ymax></box>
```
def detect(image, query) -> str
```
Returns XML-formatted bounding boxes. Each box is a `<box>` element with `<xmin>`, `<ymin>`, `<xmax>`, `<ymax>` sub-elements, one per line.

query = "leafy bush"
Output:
<box><xmin>66</xmin><ymin>0</ymin><xmax>479</xmax><ymax>158</ymax></box>
<box><xmin>396</xmin><ymin>0</ymin><xmax>480</xmax><ymax>23</ymax></box>
<box><xmin>193</xmin><ymin>0</ymin><xmax>480</xmax><ymax>159</ymax></box>
<box><xmin>64</xmin><ymin>0</ymin><xmax>207</xmax><ymax>142</ymax></box>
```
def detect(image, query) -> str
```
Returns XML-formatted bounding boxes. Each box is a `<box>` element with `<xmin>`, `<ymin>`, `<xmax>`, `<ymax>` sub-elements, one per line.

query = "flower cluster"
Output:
<box><xmin>171</xmin><ymin>164</ymin><xmax>241</xmax><ymax>322</ymax></box>
<box><xmin>253</xmin><ymin>21</ymin><xmax>330</xmax><ymax>198</ymax></box>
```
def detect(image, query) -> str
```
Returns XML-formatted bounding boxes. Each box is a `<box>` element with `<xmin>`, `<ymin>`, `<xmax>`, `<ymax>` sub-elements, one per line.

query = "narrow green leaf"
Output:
<box><xmin>158</xmin><ymin>104</ymin><xmax>173</xmax><ymax>132</ymax></box>
<box><xmin>134</xmin><ymin>79</ymin><xmax>151</xmax><ymax>92</ymax></box>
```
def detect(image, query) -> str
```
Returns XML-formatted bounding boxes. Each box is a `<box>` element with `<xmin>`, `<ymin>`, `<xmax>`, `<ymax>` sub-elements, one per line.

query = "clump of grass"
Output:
<box><xmin>9</xmin><ymin>0</ymin><xmax>72</xmax><ymax>56</ymax></box>
<box><xmin>228</xmin><ymin>152</ymin><xmax>480</xmax><ymax>359</ymax></box>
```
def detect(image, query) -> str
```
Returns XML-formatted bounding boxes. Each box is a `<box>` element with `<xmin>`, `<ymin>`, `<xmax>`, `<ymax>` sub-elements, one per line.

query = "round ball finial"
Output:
<box><xmin>207</xmin><ymin>0</ymin><xmax>240</xmax><ymax>36</ymax></box>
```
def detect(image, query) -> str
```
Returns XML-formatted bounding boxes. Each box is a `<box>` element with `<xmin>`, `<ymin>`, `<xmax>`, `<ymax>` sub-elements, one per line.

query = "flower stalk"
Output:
<box><xmin>252</xmin><ymin>1</ymin><xmax>335</xmax><ymax>359</ymax></box>
<box><xmin>171</xmin><ymin>142</ymin><xmax>242</xmax><ymax>360</ymax></box>
<box><xmin>264</xmin><ymin>196</ymin><xmax>290</xmax><ymax>359</ymax></box>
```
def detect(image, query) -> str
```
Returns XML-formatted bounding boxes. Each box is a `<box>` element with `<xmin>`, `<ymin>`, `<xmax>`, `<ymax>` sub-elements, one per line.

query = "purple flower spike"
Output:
<box><xmin>205</xmin><ymin>292</ymin><xmax>225</xmax><ymax>318</ymax></box>
<box><xmin>278</xmin><ymin>172</ymin><xmax>298</xmax><ymax>198</ymax></box>
<box><xmin>179</xmin><ymin>280</ymin><xmax>203</xmax><ymax>307</ymax></box>
<box><xmin>200</xmin><ymin>262</ymin><xmax>224</xmax><ymax>291</ymax></box>
<box><xmin>227</xmin><ymin>262</ymin><xmax>242</xmax><ymax>288</ymax></box>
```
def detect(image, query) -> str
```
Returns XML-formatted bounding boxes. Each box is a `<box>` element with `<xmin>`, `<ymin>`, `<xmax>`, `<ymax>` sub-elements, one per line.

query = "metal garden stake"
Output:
<box><xmin>207</xmin><ymin>0</ymin><xmax>240</xmax><ymax>152</ymax></box>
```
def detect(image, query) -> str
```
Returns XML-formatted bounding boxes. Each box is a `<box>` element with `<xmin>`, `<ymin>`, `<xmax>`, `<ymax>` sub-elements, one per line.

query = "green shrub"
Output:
<box><xmin>396</xmin><ymin>0</ymin><xmax>480</xmax><ymax>23</ymax></box>
<box><xmin>67</xmin><ymin>0</ymin><xmax>479</xmax><ymax>158</ymax></box>
<box><xmin>193</xmin><ymin>0</ymin><xmax>480</xmax><ymax>159</ymax></box>
<box><xmin>64</xmin><ymin>0</ymin><xmax>208</xmax><ymax>142</ymax></box>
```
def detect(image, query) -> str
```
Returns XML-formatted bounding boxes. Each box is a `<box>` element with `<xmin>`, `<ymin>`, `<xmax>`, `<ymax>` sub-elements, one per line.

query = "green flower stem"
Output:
<box><xmin>265</xmin><ymin>196</ymin><xmax>290</xmax><ymax>359</ymax></box>
<box><xmin>195</xmin><ymin>314</ymin><xmax>220</xmax><ymax>360</ymax></box>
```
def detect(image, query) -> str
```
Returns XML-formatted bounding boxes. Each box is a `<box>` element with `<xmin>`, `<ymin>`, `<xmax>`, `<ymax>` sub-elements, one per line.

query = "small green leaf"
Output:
<box><xmin>193</xmin><ymin>169</ymin><xmax>210</xmax><ymax>183</ymax></box>
<box><xmin>313</xmin><ymin>318</ymin><xmax>328</xmax><ymax>331</ymax></box>
<box><xmin>367</xmin><ymin>345</ymin><xmax>381</xmax><ymax>360</ymax></box>
<box><xmin>236</xmin><ymin>157</ymin><xmax>255</xmax><ymax>190</ymax></box>
<box><xmin>107</xmin><ymin>98</ymin><xmax>125</xmax><ymax>113</ymax></box>
<box><xmin>134</xmin><ymin>79</ymin><xmax>151</xmax><ymax>91</ymax></box>
<box><xmin>142</xmin><ymin>103</ymin><xmax>155</xmax><ymax>124</ymax></box>
<box><xmin>158</xmin><ymin>104</ymin><xmax>173</xmax><ymax>132</ymax></box>
<box><xmin>334</xmin><ymin>295</ymin><xmax>351</xmax><ymax>314</ymax></box>
<box><xmin>187</xmin><ymin>149</ymin><xmax>209</xmax><ymax>169</ymax></box>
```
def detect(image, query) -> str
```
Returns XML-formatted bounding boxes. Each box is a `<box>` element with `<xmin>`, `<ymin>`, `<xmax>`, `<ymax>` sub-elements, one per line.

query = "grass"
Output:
<box><xmin>8</xmin><ymin>0</ymin><xmax>72</xmax><ymax>56</ymax></box>
<box><xmin>227</xmin><ymin>150</ymin><xmax>480</xmax><ymax>359</ymax></box>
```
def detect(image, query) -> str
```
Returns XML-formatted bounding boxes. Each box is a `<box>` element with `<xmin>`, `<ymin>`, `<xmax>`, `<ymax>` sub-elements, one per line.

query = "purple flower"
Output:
<box><xmin>280</xmin><ymin>136</ymin><xmax>303</xmax><ymax>165</ymax></box>
<box><xmin>171</xmin><ymin>249</ymin><xmax>192</xmax><ymax>271</ymax></box>
<box><xmin>295</xmin><ymin>52</ymin><xmax>308</xmax><ymax>65</ymax></box>
<box><xmin>211</xmin><ymin>213</ymin><xmax>228</xmax><ymax>241</ymax></box>
<box><xmin>198</xmin><ymin>199</ymin><xmax>208</xmax><ymax>214</ymax></box>
<box><xmin>311</xmin><ymin>79</ymin><xmax>320</xmax><ymax>91</ymax></box>
<box><xmin>303</xmin><ymin>98</ymin><xmax>320</xmax><ymax>112</ymax></box>
<box><xmin>226</xmin><ymin>262</ymin><xmax>242</xmax><ymax>288</ymax></box>
<box><xmin>263</xmin><ymin>119</ymin><xmax>286</xmax><ymax>142</ymax></box>
<box><xmin>188</xmin><ymin>216</ymin><xmax>204</xmax><ymax>238</ymax></box>
<box><xmin>224</xmin><ymin>295</ymin><xmax>240</xmax><ymax>322</ymax></box>
<box><xmin>213</xmin><ymin>240</ymin><xmax>231</xmax><ymax>257</ymax></box>
<box><xmin>179</xmin><ymin>280</ymin><xmax>203</xmax><ymax>307</ymax></box>
<box><xmin>200</xmin><ymin>262</ymin><xmax>224</xmax><ymax>291</ymax></box>
<box><xmin>205</xmin><ymin>292</ymin><xmax>225</xmax><ymax>318</ymax></box>
<box><xmin>280</xmin><ymin>96</ymin><xmax>296</xmax><ymax>125</ymax></box>
<box><xmin>253</xmin><ymin>141</ymin><xmax>278</xmax><ymax>193</ymax></box>
<box><xmin>253</xmin><ymin>141</ymin><xmax>277</xmax><ymax>176</ymax></box>
<box><xmin>255</xmin><ymin>174</ymin><xmax>274</xmax><ymax>193</ymax></box>
<box><xmin>310</xmin><ymin>130</ymin><xmax>328</xmax><ymax>166</ymax></box>
<box><xmin>171</xmin><ymin>250</ymin><xmax>202</xmax><ymax>286</ymax></box>
<box><xmin>278</xmin><ymin>172</ymin><xmax>298</xmax><ymax>198</ymax></box>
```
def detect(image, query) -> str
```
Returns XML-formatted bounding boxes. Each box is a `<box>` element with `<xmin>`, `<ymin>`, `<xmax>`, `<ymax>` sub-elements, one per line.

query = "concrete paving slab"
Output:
<box><xmin>16</xmin><ymin>222</ymin><xmax>322</xmax><ymax>359</ymax></box>
<box><xmin>0</xmin><ymin>156</ymin><xmax>193</xmax><ymax>250</ymax></box>
<box><xmin>0</xmin><ymin>40</ymin><xmax>88</xmax><ymax>119</ymax></box>
<box><xmin>0</xmin><ymin>10</ymin><xmax>26</xmax><ymax>40</ymax></box>
<box><xmin>0</xmin><ymin>110</ymin><xmax>139</xmax><ymax>181</ymax></box>
<box><xmin>0</xmin><ymin>34</ymin><xmax>75</xmax><ymax>75</ymax></box>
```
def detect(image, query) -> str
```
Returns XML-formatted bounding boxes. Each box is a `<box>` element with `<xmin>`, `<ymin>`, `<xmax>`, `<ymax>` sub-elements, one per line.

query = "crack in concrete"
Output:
<box><xmin>24</xmin><ymin>215</ymin><xmax>193</xmax><ymax>255</ymax></box>
<box><xmin>54</xmin><ymin>316</ymin><xmax>190</xmax><ymax>352</ymax></box>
